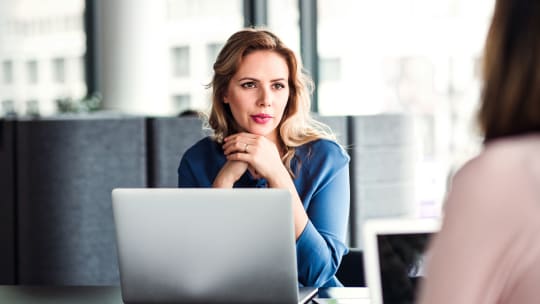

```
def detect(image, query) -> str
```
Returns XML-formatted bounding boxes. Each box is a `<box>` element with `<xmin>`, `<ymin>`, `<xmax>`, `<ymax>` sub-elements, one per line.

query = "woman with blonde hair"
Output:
<box><xmin>417</xmin><ymin>0</ymin><xmax>540</xmax><ymax>302</ymax></box>
<box><xmin>177</xmin><ymin>28</ymin><xmax>350</xmax><ymax>288</ymax></box>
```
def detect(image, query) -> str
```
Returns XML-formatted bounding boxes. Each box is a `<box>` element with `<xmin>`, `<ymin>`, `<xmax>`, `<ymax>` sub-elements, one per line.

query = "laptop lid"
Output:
<box><xmin>112</xmin><ymin>188</ymin><xmax>315</xmax><ymax>304</ymax></box>
<box><xmin>362</xmin><ymin>218</ymin><xmax>440</xmax><ymax>304</ymax></box>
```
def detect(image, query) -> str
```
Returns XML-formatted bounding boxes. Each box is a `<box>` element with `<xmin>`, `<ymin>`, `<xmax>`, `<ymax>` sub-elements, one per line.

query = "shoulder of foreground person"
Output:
<box><xmin>453</xmin><ymin>134</ymin><xmax>540</xmax><ymax>194</ymax></box>
<box><xmin>419</xmin><ymin>135</ymin><xmax>540</xmax><ymax>304</ymax></box>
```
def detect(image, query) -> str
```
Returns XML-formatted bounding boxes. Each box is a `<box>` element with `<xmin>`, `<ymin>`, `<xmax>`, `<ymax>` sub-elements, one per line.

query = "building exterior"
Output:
<box><xmin>0</xmin><ymin>0</ymin><xmax>86</xmax><ymax>116</ymax></box>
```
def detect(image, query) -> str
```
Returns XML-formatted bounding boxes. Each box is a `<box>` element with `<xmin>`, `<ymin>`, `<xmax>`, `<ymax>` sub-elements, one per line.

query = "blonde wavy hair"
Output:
<box><xmin>206</xmin><ymin>28</ymin><xmax>336</xmax><ymax>176</ymax></box>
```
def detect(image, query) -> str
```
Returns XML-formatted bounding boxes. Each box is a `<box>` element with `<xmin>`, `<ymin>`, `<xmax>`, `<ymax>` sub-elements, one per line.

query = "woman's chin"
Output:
<box><xmin>247</xmin><ymin>127</ymin><xmax>274</xmax><ymax>136</ymax></box>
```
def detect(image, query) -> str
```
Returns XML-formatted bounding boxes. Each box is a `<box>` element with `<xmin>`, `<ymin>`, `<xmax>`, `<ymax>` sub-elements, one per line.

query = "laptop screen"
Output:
<box><xmin>377</xmin><ymin>232</ymin><xmax>433</xmax><ymax>304</ymax></box>
<box><xmin>112</xmin><ymin>188</ymin><xmax>307</xmax><ymax>304</ymax></box>
<box><xmin>363</xmin><ymin>218</ymin><xmax>439</xmax><ymax>304</ymax></box>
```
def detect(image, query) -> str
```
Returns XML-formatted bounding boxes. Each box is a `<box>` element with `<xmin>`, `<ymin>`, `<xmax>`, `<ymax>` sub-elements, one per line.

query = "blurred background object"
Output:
<box><xmin>0</xmin><ymin>0</ymin><xmax>495</xmax><ymax>238</ymax></box>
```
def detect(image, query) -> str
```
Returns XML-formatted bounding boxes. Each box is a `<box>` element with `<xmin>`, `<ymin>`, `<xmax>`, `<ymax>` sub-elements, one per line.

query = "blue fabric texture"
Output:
<box><xmin>177</xmin><ymin>136</ymin><xmax>350</xmax><ymax>287</ymax></box>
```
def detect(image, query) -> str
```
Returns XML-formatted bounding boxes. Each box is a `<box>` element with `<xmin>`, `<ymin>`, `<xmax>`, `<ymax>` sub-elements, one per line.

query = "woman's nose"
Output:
<box><xmin>257</xmin><ymin>87</ymin><xmax>272</xmax><ymax>107</ymax></box>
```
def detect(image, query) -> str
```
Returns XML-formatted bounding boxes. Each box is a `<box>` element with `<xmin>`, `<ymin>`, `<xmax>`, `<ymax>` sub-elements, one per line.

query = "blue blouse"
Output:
<box><xmin>177</xmin><ymin>136</ymin><xmax>350</xmax><ymax>287</ymax></box>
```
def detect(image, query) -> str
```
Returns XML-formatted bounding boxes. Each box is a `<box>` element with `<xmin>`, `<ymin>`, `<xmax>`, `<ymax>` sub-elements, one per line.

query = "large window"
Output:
<box><xmin>317</xmin><ymin>0</ymin><xmax>494</xmax><ymax>214</ymax></box>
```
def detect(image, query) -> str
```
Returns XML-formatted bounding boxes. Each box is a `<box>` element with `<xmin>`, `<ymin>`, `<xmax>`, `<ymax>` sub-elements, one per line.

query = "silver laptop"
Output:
<box><xmin>362</xmin><ymin>218</ymin><xmax>440</xmax><ymax>304</ymax></box>
<box><xmin>112</xmin><ymin>188</ymin><xmax>318</xmax><ymax>304</ymax></box>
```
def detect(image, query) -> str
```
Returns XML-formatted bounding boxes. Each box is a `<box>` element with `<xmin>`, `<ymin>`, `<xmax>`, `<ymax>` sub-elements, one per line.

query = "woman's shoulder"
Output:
<box><xmin>298</xmin><ymin>139</ymin><xmax>350</xmax><ymax>163</ymax></box>
<box><xmin>451</xmin><ymin>134</ymin><xmax>540</xmax><ymax>201</ymax></box>
<box><xmin>308</xmin><ymin>138</ymin><xmax>349</xmax><ymax>154</ymax></box>
<box><xmin>183</xmin><ymin>136</ymin><xmax>219</xmax><ymax>159</ymax></box>
<box><xmin>461</xmin><ymin>134</ymin><xmax>540</xmax><ymax>177</ymax></box>
<box><xmin>483</xmin><ymin>133</ymin><xmax>540</xmax><ymax>160</ymax></box>
<box><xmin>443</xmin><ymin>135</ymin><xmax>540</xmax><ymax>243</ymax></box>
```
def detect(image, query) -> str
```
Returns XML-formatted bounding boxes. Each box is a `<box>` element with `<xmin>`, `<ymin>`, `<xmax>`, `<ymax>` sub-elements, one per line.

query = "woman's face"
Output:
<box><xmin>224</xmin><ymin>50</ymin><xmax>290</xmax><ymax>144</ymax></box>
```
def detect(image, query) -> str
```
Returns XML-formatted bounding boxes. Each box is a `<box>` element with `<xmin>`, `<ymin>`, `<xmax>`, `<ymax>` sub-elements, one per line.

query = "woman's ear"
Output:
<box><xmin>223</xmin><ymin>92</ymin><xmax>229</xmax><ymax>104</ymax></box>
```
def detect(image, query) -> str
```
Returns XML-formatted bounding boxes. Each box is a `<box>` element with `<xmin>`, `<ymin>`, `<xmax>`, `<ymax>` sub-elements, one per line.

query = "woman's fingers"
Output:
<box><xmin>222</xmin><ymin>133</ymin><xmax>258</xmax><ymax>155</ymax></box>
<box><xmin>213</xmin><ymin>160</ymin><xmax>249</xmax><ymax>187</ymax></box>
<box><xmin>223</xmin><ymin>134</ymin><xmax>284</xmax><ymax>181</ymax></box>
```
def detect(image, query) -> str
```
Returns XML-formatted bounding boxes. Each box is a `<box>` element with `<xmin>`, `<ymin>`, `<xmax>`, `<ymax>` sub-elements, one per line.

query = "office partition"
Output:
<box><xmin>16</xmin><ymin>116</ymin><xmax>146</xmax><ymax>285</ymax></box>
<box><xmin>0</xmin><ymin>119</ymin><xmax>16</xmax><ymax>284</ymax></box>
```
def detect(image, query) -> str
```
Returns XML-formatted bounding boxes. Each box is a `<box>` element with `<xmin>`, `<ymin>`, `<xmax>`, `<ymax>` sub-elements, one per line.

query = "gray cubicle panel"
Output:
<box><xmin>147</xmin><ymin>116</ymin><xmax>207</xmax><ymax>187</ymax></box>
<box><xmin>314</xmin><ymin>115</ymin><xmax>349</xmax><ymax>147</ymax></box>
<box><xmin>0</xmin><ymin>119</ymin><xmax>15</xmax><ymax>284</ymax></box>
<box><xmin>348</xmin><ymin>114</ymin><xmax>418</xmax><ymax>248</ymax></box>
<box><xmin>16</xmin><ymin>116</ymin><xmax>146</xmax><ymax>285</ymax></box>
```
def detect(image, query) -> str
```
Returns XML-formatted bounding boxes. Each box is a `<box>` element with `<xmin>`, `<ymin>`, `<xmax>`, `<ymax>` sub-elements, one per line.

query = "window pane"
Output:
<box><xmin>320</xmin><ymin>57</ymin><xmax>341</xmax><ymax>82</ymax></box>
<box><xmin>167</xmin><ymin>0</ymin><xmax>243</xmax><ymax>113</ymax></box>
<box><xmin>171</xmin><ymin>46</ymin><xmax>190</xmax><ymax>77</ymax></box>
<box><xmin>267</xmin><ymin>0</ymin><xmax>301</xmax><ymax>58</ymax></box>
<box><xmin>26</xmin><ymin>60</ymin><xmax>38</xmax><ymax>84</ymax></box>
<box><xmin>26</xmin><ymin>99</ymin><xmax>39</xmax><ymax>116</ymax></box>
<box><xmin>206</xmin><ymin>42</ymin><xmax>223</xmax><ymax>76</ymax></box>
<box><xmin>0</xmin><ymin>0</ymin><xmax>87</xmax><ymax>116</ymax></box>
<box><xmin>53</xmin><ymin>58</ymin><xmax>66</xmax><ymax>83</ymax></box>
<box><xmin>2</xmin><ymin>60</ymin><xmax>13</xmax><ymax>84</ymax></box>
<box><xmin>173</xmin><ymin>94</ymin><xmax>192</xmax><ymax>114</ymax></box>
<box><xmin>1</xmin><ymin>100</ymin><xmax>16</xmax><ymax>117</ymax></box>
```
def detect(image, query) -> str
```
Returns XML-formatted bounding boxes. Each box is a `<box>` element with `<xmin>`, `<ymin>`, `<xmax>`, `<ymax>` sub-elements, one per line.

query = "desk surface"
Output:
<box><xmin>0</xmin><ymin>285</ymin><xmax>370</xmax><ymax>304</ymax></box>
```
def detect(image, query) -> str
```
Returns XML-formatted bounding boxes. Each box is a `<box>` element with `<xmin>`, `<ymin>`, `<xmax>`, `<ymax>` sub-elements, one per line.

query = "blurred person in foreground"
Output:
<box><xmin>417</xmin><ymin>0</ymin><xmax>540</xmax><ymax>303</ymax></box>
<box><xmin>177</xmin><ymin>28</ymin><xmax>350</xmax><ymax>287</ymax></box>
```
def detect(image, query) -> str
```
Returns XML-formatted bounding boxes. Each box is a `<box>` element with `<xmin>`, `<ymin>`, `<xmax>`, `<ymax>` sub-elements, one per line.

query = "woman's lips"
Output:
<box><xmin>251</xmin><ymin>114</ymin><xmax>273</xmax><ymax>124</ymax></box>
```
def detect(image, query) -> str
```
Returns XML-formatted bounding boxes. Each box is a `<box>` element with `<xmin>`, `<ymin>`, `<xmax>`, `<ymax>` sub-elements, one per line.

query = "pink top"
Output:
<box><xmin>417</xmin><ymin>134</ymin><xmax>540</xmax><ymax>304</ymax></box>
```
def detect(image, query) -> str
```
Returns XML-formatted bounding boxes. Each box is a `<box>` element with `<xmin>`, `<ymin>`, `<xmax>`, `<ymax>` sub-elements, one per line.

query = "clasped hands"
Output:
<box><xmin>213</xmin><ymin>132</ymin><xmax>286</xmax><ymax>187</ymax></box>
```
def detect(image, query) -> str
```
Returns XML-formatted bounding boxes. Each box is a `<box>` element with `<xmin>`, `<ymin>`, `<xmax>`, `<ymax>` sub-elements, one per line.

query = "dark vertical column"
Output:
<box><xmin>0</xmin><ymin>119</ymin><xmax>16</xmax><ymax>284</ymax></box>
<box><xmin>16</xmin><ymin>116</ymin><xmax>146</xmax><ymax>285</ymax></box>
<box><xmin>243</xmin><ymin>0</ymin><xmax>268</xmax><ymax>27</ymax></box>
<box><xmin>346</xmin><ymin>116</ymin><xmax>358</xmax><ymax>248</ymax></box>
<box><xmin>147</xmin><ymin>117</ymin><xmax>206</xmax><ymax>188</ymax></box>
<box><xmin>299</xmin><ymin>0</ymin><xmax>319</xmax><ymax>112</ymax></box>
<box><xmin>84</xmin><ymin>0</ymin><xmax>97</xmax><ymax>95</ymax></box>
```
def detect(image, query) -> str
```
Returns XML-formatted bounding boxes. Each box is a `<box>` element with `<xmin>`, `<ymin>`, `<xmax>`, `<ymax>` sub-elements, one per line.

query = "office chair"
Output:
<box><xmin>336</xmin><ymin>248</ymin><xmax>366</xmax><ymax>287</ymax></box>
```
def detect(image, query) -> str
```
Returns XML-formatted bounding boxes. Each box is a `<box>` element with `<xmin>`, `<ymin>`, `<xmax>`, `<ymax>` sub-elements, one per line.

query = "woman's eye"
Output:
<box><xmin>273</xmin><ymin>83</ymin><xmax>285</xmax><ymax>89</ymax></box>
<box><xmin>241</xmin><ymin>82</ymin><xmax>256</xmax><ymax>88</ymax></box>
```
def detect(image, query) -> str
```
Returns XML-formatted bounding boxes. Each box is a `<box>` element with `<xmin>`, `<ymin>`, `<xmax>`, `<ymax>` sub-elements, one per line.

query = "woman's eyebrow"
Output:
<box><xmin>237</xmin><ymin>77</ymin><xmax>259</xmax><ymax>82</ymax></box>
<box><xmin>236</xmin><ymin>77</ymin><xmax>287</xmax><ymax>83</ymax></box>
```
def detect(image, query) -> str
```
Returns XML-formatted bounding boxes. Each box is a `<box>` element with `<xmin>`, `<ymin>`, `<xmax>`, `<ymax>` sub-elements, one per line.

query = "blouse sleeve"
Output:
<box><xmin>296</xmin><ymin>142</ymin><xmax>350</xmax><ymax>287</ymax></box>
<box><xmin>177</xmin><ymin>152</ymin><xmax>198</xmax><ymax>187</ymax></box>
